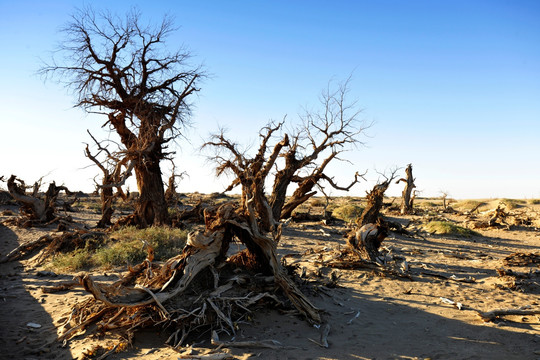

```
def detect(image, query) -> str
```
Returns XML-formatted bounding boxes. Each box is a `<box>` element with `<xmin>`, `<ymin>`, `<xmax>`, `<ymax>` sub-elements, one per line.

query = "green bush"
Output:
<box><xmin>332</xmin><ymin>204</ymin><xmax>364</xmax><ymax>222</ymax></box>
<box><xmin>424</xmin><ymin>221</ymin><xmax>479</xmax><ymax>238</ymax></box>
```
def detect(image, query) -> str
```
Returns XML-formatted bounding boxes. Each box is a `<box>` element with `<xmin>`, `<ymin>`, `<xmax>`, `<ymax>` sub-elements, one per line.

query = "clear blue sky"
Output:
<box><xmin>1</xmin><ymin>0</ymin><xmax>539</xmax><ymax>199</ymax></box>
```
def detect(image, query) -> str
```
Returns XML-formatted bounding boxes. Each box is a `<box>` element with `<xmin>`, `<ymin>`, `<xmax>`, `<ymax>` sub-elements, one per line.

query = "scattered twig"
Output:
<box><xmin>308</xmin><ymin>323</ymin><xmax>330</xmax><ymax>348</ymax></box>
<box><xmin>347</xmin><ymin>310</ymin><xmax>361</xmax><ymax>325</ymax></box>
<box><xmin>210</xmin><ymin>330</ymin><xmax>287</xmax><ymax>350</ymax></box>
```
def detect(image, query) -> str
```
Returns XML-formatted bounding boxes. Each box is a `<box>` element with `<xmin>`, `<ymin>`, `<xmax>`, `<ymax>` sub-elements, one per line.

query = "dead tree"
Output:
<box><xmin>40</xmin><ymin>8</ymin><xmax>204</xmax><ymax>226</ymax></box>
<box><xmin>347</xmin><ymin>221</ymin><xmax>389</xmax><ymax>262</ymax></box>
<box><xmin>164</xmin><ymin>163</ymin><xmax>184</xmax><ymax>206</ymax></box>
<box><xmin>203</xmin><ymin>127</ymin><xmax>320</xmax><ymax>322</ymax></box>
<box><xmin>213</xmin><ymin>78</ymin><xmax>366</xmax><ymax>222</ymax></box>
<box><xmin>69</xmin><ymin>131</ymin><xmax>321</xmax><ymax>344</ymax></box>
<box><xmin>397</xmin><ymin>163</ymin><xmax>416</xmax><ymax>215</ymax></box>
<box><xmin>359</xmin><ymin>170</ymin><xmax>397</xmax><ymax>226</ymax></box>
<box><xmin>348</xmin><ymin>171</ymin><xmax>397</xmax><ymax>261</ymax></box>
<box><xmin>272</xmin><ymin>78</ymin><xmax>366</xmax><ymax>220</ymax></box>
<box><xmin>7</xmin><ymin>175</ymin><xmax>73</xmax><ymax>226</ymax></box>
<box><xmin>84</xmin><ymin>131</ymin><xmax>132</xmax><ymax>228</ymax></box>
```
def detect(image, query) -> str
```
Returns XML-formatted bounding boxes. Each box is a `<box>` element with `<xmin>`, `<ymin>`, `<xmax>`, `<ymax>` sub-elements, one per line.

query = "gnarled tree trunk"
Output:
<box><xmin>134</xmin><ymin>161</ymin><xmax>169</xmax><ymax>227</ymax></box>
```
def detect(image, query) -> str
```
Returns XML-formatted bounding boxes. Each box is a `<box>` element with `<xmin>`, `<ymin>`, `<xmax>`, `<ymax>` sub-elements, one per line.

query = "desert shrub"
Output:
<box><xmin>332</xmin><ymin>203</ymin><xmax>364</xmax><ymax>222</ymax></box>
<box><xmin>310</xmin><ymin>197</ymin><xmax>327</xmax><ymax>207</ymax></box>
<box><xmin>424</xmin><ymin>221</ymin><xmax>479</xmax><ymax>237</ymax></box>
<box><xmin>52</xmin><ymin>226</ymin><xmax>189</xmax><ymax>271</ymax></box>
<box><xmin>528</xmin><ymin>199</ymin><xmax>540</xmax><ymax>205</ymax></box>
<box><xmin>52</xmin><ymin>248</ymin><xmax>94</xmax><ymax>271</ymax></box>
<box><xmin>95</xmin><ymin>226</ymin><xmax>188</xmax><ymax>267</ymax></box>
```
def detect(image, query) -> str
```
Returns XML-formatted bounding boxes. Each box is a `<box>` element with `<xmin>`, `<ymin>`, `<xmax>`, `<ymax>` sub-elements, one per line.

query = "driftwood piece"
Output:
<box><xmin>477</xmin><ymin>307</ymin><xmax>540</xmax><ymax>322</ymax></box>
<box><xmin>41</xmin><ymin>280</ymin><xmax>81</xmax><ymax>293</ymax></box>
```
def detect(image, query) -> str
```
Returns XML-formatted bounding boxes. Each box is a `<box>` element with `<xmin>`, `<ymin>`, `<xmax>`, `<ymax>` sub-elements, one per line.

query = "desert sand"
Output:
<box><xmin>0</xmin><ymin>199</ymin><xmax>539</xmax><ymax>360</ymax></box>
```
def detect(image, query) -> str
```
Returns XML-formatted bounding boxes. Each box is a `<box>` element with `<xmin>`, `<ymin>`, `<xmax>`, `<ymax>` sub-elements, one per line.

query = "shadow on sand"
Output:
<box><xmin>0</xmin><ymin>223</ymin><xmax>73</xmax><ymax>359</ymax></box>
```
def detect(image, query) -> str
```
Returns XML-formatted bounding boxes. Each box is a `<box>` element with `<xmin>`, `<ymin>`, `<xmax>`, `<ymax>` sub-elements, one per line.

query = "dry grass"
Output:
<box><xmin>332</xmin><ymin>203</ymin><xmax>364</xmax><ymax>222</ymax></box>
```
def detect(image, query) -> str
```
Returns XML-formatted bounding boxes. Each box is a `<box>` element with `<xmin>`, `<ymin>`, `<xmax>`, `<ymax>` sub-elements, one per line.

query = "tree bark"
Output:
<box><xmin>359</xmin><ymin>183</ymin><xmax>388</xmax><ymax>226</ymax></box>
<box><xmin>134</xmin><ymin>161</ymin><xmax>169</xmax><ymax>227</ymax></box>
<box><xmin>96</xmin><ymin>175</ymin><xmax>114</xmax><ymax>228</ymax></box>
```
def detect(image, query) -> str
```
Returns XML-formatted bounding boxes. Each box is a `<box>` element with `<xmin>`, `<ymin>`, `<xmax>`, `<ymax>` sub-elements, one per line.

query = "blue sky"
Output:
<box><xmin>1</xmin><ymin>0</ymin><xmax>539</xmax><ymax>199</ymax></box>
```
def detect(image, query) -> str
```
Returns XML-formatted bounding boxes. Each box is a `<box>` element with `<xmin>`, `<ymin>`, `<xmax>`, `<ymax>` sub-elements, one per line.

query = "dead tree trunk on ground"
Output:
<box><xmin>397</xmin><ymin>163</ymin><xmax>416</xmax><ymax>215</ymax></box>
<box><xmin>203</xmin><ymin>127</ymin><xmax>321</xmax><ymax>322</ymax></box>
<box><xmin>7</xmin><ymin>175</ymin><xmax>72</xmax><ymax>226</ymax></box>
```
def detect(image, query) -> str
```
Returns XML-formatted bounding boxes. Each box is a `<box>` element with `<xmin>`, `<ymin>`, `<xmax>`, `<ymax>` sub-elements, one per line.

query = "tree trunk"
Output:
<box><xmin>134</xmin><ymin>162</ymin><xmax>169</xmax><ymax>227</ymax></box>
<box><xmin>347</xmin><ymin>223</ymin><xmax>388</xmax><ymax>262</ymax></box>
<box><xmin>399</xmin><ymin>164</ymin><xmax>415</xmax><ymax>215</ymax></box>
<box><xmin>96</xmin><ymin>176</ymin><xmax>114</xmax><ymax>228</ymax></box>
<box><xmin>359</xmin><ymin>179</ymin><xmax>392</xmax><ymax>226</ymax></box>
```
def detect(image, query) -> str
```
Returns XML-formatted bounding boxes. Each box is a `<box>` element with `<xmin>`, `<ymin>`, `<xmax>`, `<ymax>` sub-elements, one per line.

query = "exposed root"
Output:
<box><xmin>61</xmin><ymin>202</ymin><xmax>320</xmax><ymax>348</ymax></box>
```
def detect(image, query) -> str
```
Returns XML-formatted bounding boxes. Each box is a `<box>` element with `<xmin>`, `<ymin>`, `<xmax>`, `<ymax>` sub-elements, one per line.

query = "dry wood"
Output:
<box><xmin>211</xmin><ymin>330</ymin><xmax>286</xmax><ymax>349</ymax></box>
<box><xmin>477</xmin><ymin>307</ymin><xmax>540</xmax><ymax>322</ymax></box>
<box><xmin>41</xmin><ymin>280</ymin><xmax>80</xmax><ymax>293</ymax></box>
<box><xmin>6</xmin><ymin>175</ymin><xmax>75</xmax><ymax>226</ymax></box>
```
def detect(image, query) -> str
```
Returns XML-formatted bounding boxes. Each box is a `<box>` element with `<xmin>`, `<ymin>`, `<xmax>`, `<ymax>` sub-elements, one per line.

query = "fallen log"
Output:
<box><xmin>477</xmin><ymin>307</ymin><xmax>540</xmax><ymax>322</ymax></box>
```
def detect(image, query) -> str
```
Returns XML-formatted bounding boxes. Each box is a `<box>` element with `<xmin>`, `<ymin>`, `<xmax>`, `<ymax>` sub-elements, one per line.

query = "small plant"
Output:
<box><xmin>332</xmin><ymin>203</ymin><xmax>364</xmax><ymax>222</ymax></box>
<box><xmin>528</xmin><ymin>199</ymin><xmax>540</xmax><ymax>205</ymax></box>
<box><xmin>424</xmin><ymin>221</ymin><xmax>479</xmax><ymax>238</ymax></box>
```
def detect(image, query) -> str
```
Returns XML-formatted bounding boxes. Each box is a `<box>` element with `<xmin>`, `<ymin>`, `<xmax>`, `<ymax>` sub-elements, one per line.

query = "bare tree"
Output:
<box><xmin>164</xmin><ymin>162</ymin><xmax>185</xmax><ymax>206</ymax></box>
<box><xmin>40</xmin><ymin>8</ymin><xmax>204</xmax><ymax>226</ymax></box>
<box><xmin>359</xmin><ymin>169</ymin><xmax>398</xmax><ymax>226</ymax></box>
<box><xmin>397</xmin><ymin>163</ymin><xmax>416</xmax><ymax>215</ymax></box>
<box><xmin>210</xmin><ymin>78</ymin><xmax>366</xmax><ymax>223</ymax></box>
<box><xmin>348</xmin><ymin>169</ymin><xmax>397</xmax><ymax>262</ymax></box>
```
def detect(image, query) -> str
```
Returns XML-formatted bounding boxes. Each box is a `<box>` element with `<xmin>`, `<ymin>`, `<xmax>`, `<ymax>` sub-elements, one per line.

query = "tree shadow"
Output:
<box><xmin>0</xmin><ymin>223</ymin><xmax>73</xmax><ymax>359</ymax></box>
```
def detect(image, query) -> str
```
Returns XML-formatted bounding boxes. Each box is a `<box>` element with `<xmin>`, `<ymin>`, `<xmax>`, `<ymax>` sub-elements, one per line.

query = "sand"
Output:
<box><xmin>0</xmin><ymin>201</ymin><xmax>539</xmax><ymax>360</ymax></box>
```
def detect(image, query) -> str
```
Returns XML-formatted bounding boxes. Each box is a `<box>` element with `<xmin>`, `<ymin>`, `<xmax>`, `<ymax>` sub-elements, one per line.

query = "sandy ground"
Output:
<box><xmin>1</xmin><ymin>202</ymin><xmax>539</xmax><ymax>360</ymax></box>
